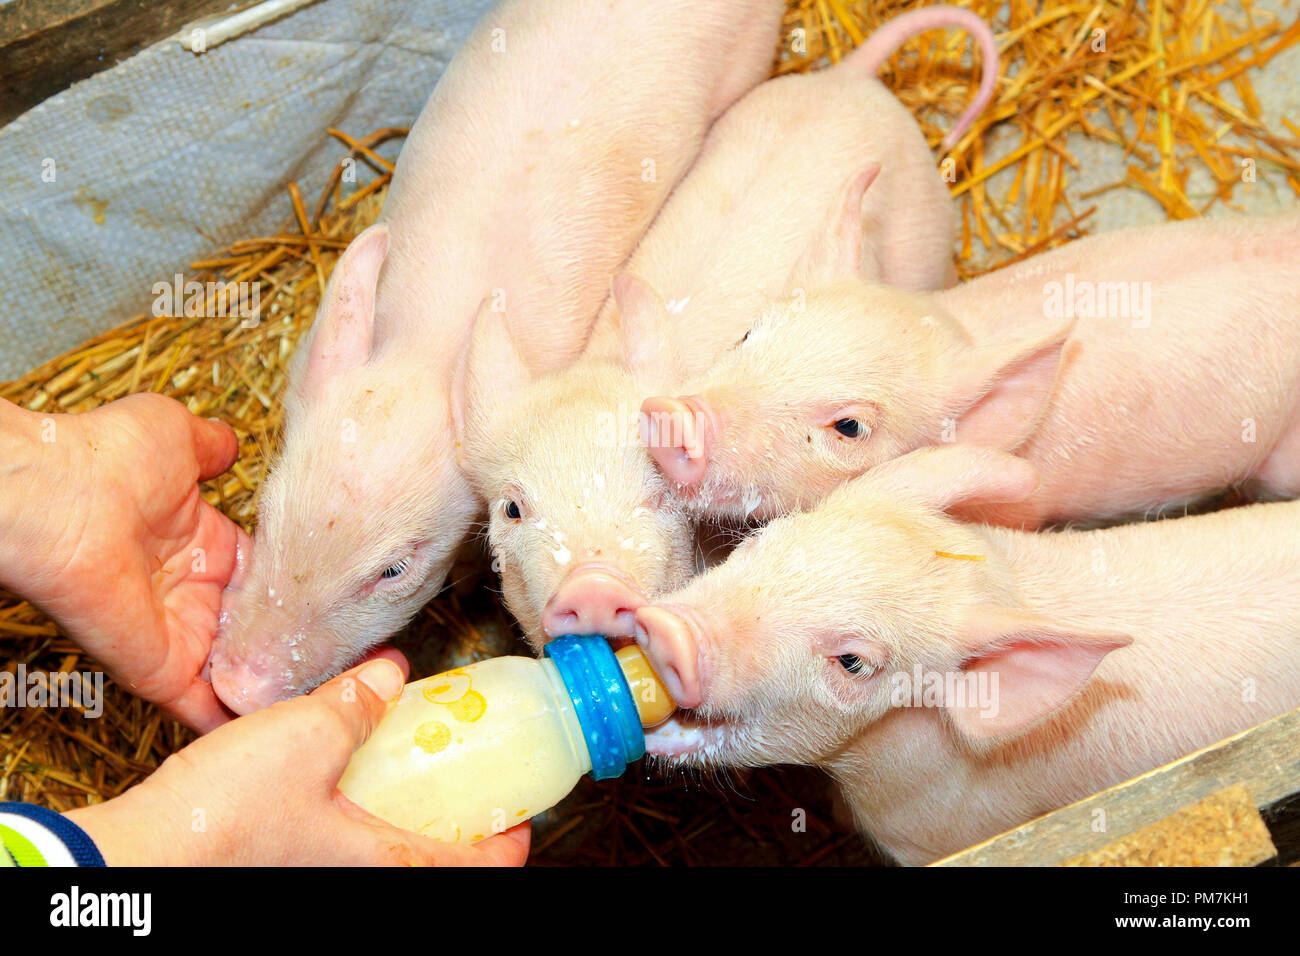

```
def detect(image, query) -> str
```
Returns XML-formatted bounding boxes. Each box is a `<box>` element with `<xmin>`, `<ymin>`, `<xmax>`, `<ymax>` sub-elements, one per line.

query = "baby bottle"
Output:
<box><xmin>338</xmin><ymin>635</ymin><xmax>674</xmax><ymax>843</ymax></box>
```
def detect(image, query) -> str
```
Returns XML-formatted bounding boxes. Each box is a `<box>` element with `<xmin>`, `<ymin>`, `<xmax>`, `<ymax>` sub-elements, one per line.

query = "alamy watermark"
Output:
<box><xmin>890</xmin><ymin>663</ymin><xmax>999</xmax><ymax>719</ymax></box>
<box><xmin>0</xmin><ymin>665</ymin><xmax>104</xmax><ymax>718</ymax></box>
<box><xmin>152</xmin><ymin>274</ymin><xmax>261</xmax><ymax>328</ymax></box>
<box><xmin>1043</xmin><ymin>273</ymin><xmax>1153</xmax><ymax>328</ymax></box>
<box><xmin>598</xmin><ymin>402</ymin><xmax>705</xmax><ymax>457</ymax></box>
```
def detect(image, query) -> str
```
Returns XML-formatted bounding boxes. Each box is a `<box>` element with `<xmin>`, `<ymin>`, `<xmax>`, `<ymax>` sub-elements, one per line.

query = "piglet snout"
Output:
<box><xmin>634</xmin><ymin>604</ymin><xmax>703</xmax><ymax>709</ymax></box>
<box><xmin>542</xmin><ymin>563</ymin><xmax>646</xmax><ymax>639</ymax></box>
<box><xmin>208</xmin><ymin>650</ymin><xmax>288</xmax><ymax>716</ymax></box>
<box><xmin>640</xmin><ymin>395</ymin><xmax>716</xmax><ymax>487</ymax></box>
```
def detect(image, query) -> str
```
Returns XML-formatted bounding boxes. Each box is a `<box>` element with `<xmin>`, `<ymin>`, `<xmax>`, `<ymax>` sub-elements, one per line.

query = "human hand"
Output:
<box><xmin>66</xmin><ymin>658</ymin><xmax>531</xmax><ymax>865</ymax></box>
<box><xmin>0</xmin><ymin>393</ymin><xmax>245</xmax><ymax>731</ymax></box>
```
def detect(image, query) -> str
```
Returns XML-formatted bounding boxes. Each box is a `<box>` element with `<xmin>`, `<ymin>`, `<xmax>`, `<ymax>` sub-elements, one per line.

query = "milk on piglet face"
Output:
<box><xmin>634</xmin><ymin>446</ymin><xmax>1053</xmax><ymax>769</ymax></box>
<box><xmin>636</xmin><ymin>444</ymin><xmax>1300</xmax><ymax>864</ymax></box>
<box><xmin>209</xmin><ymin>0</ymin><xmax>790</xmax><ymax>710</ymax></box>
<box><xmin>211</xmin><ymin>227</ymin><xmax>478</xmax><ymax>712</ymax></box>
<box><xmin>435</xmin><ymin>2</ymin><xmax>1001</xmax><ymax>653</ymax></box>
<box><xmin>654</xmin><ymin>213</ymin><xmax>1300</xmax><ymax>529</ymax></box>
<box><xmin>453</xmin><ymin>305</ymin><xmax>695</xmax><ymax>651</ymax></box>
<box><xmin>647</xmin><ymin>281</ymin><xmax>1068</xmax><ymax>522</ymax></box>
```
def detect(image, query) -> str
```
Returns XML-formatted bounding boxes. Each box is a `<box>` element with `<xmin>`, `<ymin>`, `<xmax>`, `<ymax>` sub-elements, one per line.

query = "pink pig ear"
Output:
<box><xmin>450</xmin><ymin>299</ymin><xmax>533</xmax><ymax>462</ymax></box>
<box><xmin>787</xmin><ymin>163</ymin><xmax>881</xmax><ymax>288</ymax></box>
<box><xmin>948</xmin><ymin>323</ymin><xmax>1074</xmax><ymax>451</ymax></box>
<box><xmin>872</xmin><ymin>445</ymin><xmax>1040</xmax><ymax>513</ymax></box>
<box><xmin>299</xmin><ymin>224</ymin><xmax>388</xmax><ymax>395</ymax></box>
<box><xmin>945</xmin><ymin>604</ymin><xmax>1131</xmax><ymax>742</ymax></box>
<box><xmin>612</xmin><ymin>272</ymin><xmax>672</xmax><ymax>377</ymax></box>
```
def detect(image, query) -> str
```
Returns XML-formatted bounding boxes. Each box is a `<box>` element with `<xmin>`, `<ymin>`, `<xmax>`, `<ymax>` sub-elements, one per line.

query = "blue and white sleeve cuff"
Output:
<box><xmin>0</xmin><ymin>802</ymin><xmax>106</xmax><ymax>867</ymax></box>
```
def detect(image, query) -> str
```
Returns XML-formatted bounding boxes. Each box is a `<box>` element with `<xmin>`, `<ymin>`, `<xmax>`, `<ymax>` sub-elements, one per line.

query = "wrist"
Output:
<box><xmin>65</xmin><ymin>785</ymin><xmax>197</xmax><ymax>867</ymax></box>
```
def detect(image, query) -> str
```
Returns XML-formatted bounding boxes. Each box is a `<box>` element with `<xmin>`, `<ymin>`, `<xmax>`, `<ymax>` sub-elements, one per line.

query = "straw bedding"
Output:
<box><xmin>3</xmin><ymin>0</ymin><xmax>1298</xmax><ymax>865</ymax></box>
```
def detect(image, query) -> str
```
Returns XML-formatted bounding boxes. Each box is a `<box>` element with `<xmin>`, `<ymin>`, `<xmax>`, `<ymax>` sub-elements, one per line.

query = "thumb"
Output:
<box><xmin>191</xmin><ymin>415</ymin><xmax>240</xmax><ymax>481</ymax></box>
<box><xmin>308</xmin><ymin>658</ymin><xmax>406</xmax><ymax>759</ymax></box>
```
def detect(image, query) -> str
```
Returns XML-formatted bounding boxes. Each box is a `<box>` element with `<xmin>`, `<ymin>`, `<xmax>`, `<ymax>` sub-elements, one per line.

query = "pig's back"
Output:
<box><xmin>945</xmin><ymin>213</ymin><xmax>1300</xmax><ymax>525</ymax></box>
<box><xmin>374</xmin><ymin>0</ymin><xmax>782</xmax><ymax>370</ymax></box>
<box><xmin>871</xmin><ymin>501</ymin><xmax>1300</xmax><ymax>863</ymax></box>
<box><xmin>996</xmin><ymin>499</ymin><xmax>1300</xmax><ymax>767</ymax></box>
<box><xmin>622</xmin><ymin>70</ymin><xmax>956</xmax><ymax>385</ymax></box>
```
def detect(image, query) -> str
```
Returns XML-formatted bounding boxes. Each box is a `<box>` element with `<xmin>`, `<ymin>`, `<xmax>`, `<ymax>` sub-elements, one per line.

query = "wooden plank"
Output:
<box><xmin>1062</xmin><ymin>784</ymin><xmax>1276</xmax><ymax>867</ymax></box>
<box><xmin>0</xmin><ymin>0</ymin><xmax>250</xmax><ymax>127</ymax></box>
<box><xmin>932</xmin><ymin>705</ymin><xmax>1300</xmax><ymax>866</ymax></box>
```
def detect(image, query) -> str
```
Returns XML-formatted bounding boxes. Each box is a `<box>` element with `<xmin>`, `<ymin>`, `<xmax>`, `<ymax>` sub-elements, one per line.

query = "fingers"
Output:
<box><xmin>307</xmin><ymin>658</ymin><xmax>407</xmax><ymax>755</ymax></box>
<box><xmin>357</xmin><ymin>644</ymin><xmax>411</xmax><ymax>681</ymax></box>
<box><xmin>332</xmin><ymin>811</ymin><xmax>532</xmax><ymax>867</ymax></box>
<box><xmin>106</xmin><ymin>392</ymin><xmax>239</xmax><ymax>481</ymax></box>
<box><xmin>163</xmin><ymin>679</ymin><xmax>236</xmax><ymax>735</ymax></box>
<box><xmin>472</xmin><ymin>823</ymin><xmax>532</xmax><ymax>865</ymax></box>
<box><xmin>179</xmin><ymin>500</ymin><xmax>244</xmax><ymax>588</ymax></box>
<box><xmin>190</xmin><ymin>415</ymin><xmax>240</xmax><ymax>481</ymax></box>
<box><xmin>408</xmin><ymin>822</ymin><xmax>531</xmax><ymax>867</ymax></box>
<box><xmin>221</xmin><ymin>657</ymin><xmax>406</xmax><ymax>793</ymax></box>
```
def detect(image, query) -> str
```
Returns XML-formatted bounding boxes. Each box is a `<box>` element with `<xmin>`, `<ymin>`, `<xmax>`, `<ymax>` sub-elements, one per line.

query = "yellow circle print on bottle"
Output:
<box><xmin>338</xmin><ymin>651</ymin><xmax>627</xmax><ymax>843</ymax></box>
<box><xmin>413</xmin><ymin>670</ymin><xmax>487</xmax><ymax>754</ymax></box>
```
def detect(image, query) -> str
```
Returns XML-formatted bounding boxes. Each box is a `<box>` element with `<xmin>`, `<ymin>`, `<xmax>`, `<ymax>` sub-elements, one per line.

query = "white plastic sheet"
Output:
<box><xmin>0</xmin><ymin>0</ymin><xmax>493</xmax><ymax>379</ymax></box>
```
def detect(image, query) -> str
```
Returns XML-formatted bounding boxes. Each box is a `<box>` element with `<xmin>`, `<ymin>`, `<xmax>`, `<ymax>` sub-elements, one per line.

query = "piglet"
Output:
<box><xmin>592</xmin><ymin>2</ymin><xmax>1002</xmax><ymax>380</ymax></box>
<box><xmin>457</xmin><ymin>7</ymin><xmax>1000</xmax><ymax>648</ymax></box>
<box><xmin>644</xmin><ymin>212</ymin><xmax>1300</xmax><ymax>526</ymax></box>
<box><xmin>208</xmin><ymin>0</ymin><xmax>787</xmax><ymax>713</ymax></box>
<box><xmin>633</xmin><ymin>444</ymin><xmax>1300</xmax><ymax>864</ymax></box>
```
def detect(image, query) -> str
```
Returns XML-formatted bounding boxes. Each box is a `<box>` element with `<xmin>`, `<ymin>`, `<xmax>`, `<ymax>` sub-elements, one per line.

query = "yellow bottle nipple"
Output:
<box><xmin>615</xmin><ymin>645</ymin><xmax>675</xmax><ymax>728</ymax></box>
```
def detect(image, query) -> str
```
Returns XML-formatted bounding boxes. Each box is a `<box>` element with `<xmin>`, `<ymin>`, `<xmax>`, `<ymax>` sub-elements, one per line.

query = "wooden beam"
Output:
<box><xmin>1061</xmin><ymin>784</ymin><xmax>1276</xmax><ymax>866</ymax></box>
<box><xmin>933</xmin><ymin>705</ymin><xmax>1300</xmax><ymax>866</ymax></box>
<box><xmin>0</xmin><ymin>0</ymin><xmax>253</xmax><ymax>127</ymax></box>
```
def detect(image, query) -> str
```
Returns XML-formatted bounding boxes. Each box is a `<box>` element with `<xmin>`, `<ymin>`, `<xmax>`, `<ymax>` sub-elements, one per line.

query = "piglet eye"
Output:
<box><xmin>504</xmin><ymin>500</ymin><xmax>522</xmax><ymax>521</ymax></box>
<box><xmin>381</xmin><ymin>557</ymin><xmax>411</xmax><ymax>580</ymax></box>
<box><xmin>837</xmin><ymin>654</ymin><xmax>868</xmax><ymax>675</ymax></box>
<box><xmin>365</xmin><ymin>540</ymin><xmax>431</xmax><ymax>597</ymax></box>
<box><xmin>833</xmin><ymin>418</ymin><xmax>865</xmax><ymax>439</ymax></box>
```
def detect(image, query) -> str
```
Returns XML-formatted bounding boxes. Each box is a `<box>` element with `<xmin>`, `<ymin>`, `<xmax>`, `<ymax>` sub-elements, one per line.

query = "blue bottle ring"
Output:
<box><xmin>544</xmin><ymin>635</ymin><xmax>645</xmax><ymax>781</ymax></box>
